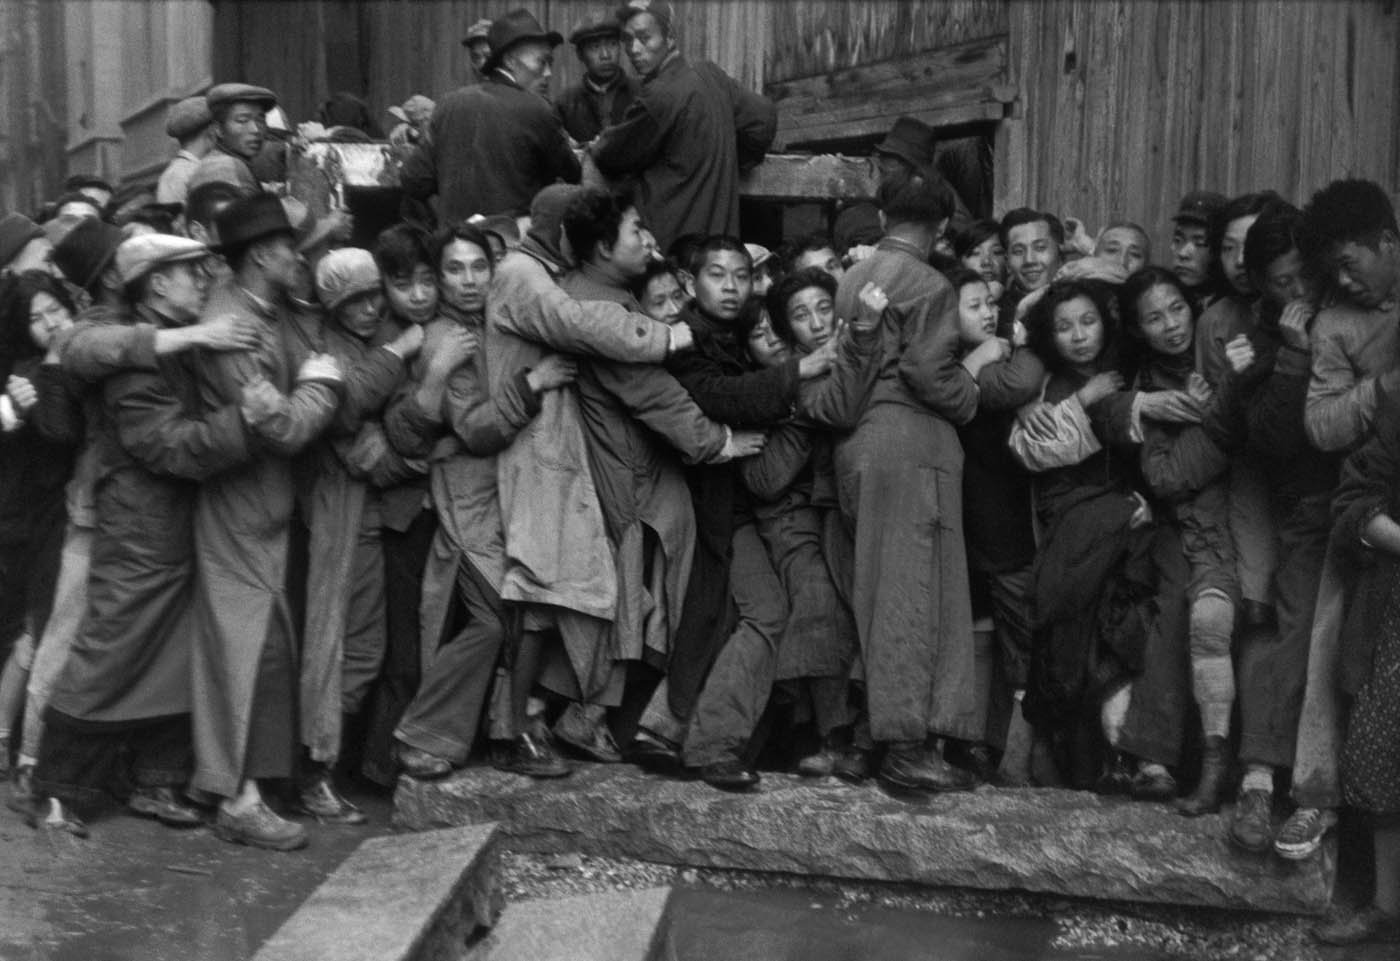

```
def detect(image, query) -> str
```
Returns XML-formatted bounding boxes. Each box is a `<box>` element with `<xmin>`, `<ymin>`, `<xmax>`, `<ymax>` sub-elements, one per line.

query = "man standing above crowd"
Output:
<box><xmin>403</xmin><ymin>9</ymin><xmax>581</xmax><ymax>224</ymax></box>
<box><xmin>589</xmin><ymin>0</ymin><xmax>776</xmax><ymax>252</ymax></box>
<box><xmin>555</xmin><ymin>12</ymin><xmax>638</xmax><ymax>144</ymax></box>
<box><xmin>156</xmin><ymin>96</ymin><xmax>214</xmax><ymax>208</ymax></box>
<box><xmin>189</xmin><ymin>84</ymin><xmax>278</xmax><ymax>196</ymax></box>
<box><xmin>997</xmin><ymin>207</ymin><xmax>1064</xmax><ymax>326</ymax></box>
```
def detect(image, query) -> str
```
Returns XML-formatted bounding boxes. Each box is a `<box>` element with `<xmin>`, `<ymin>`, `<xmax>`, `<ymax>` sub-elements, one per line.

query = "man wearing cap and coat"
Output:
<box><xmin>589</xmin><ymin>1</ymin><xmax>776</xmax><ymax>252</ymax></box>
<box><xmin>189</xmin><ymin>193</ymin><xmax>344</xmax><ymax>850</ymax></box>
<box><xmin>28</xmin><ymin>234</ymin><xmax>260</xmax><ymax>837</ymax></box>
<box><xmin>156</xmin><ymin>96</ymin><xmax>215</xmax><ymax>208</ymax></box>
<box><xmin>402</xmin><ymin>9</ymin><xmax>581</xmax><ymax>224</ymax></box>
<box><xmin>554</xmin><ymin>12</ymin><xmax>638</xmax><ymax>144</ymax></box>
<box><xmin>190</xmin><ymin>83</ymin><xmax>278</xmax><ymax>197</ymax></box>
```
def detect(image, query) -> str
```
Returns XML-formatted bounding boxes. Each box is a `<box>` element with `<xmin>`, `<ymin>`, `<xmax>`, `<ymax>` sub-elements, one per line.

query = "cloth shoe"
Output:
<box><xmin>698</xmin><ymin>755</ymin><xmax>760</xmax><ymax>792</ymax></box>
<box><xmin>495</xmin><ymin>730</ymin><xmax>571</xmax><ymax>779</ymax></box>
<box><xmin>832</xmin><ymin>748</ymin><xmax>872</xmax><ymax>783</ymax></box>
<box><xmin>127</xmin><ymin>785</ymin><xmax>204</xmax><ymax>827</ymax></box>
<box><xmin>1094</xmin><ymin>752</ymin><xmax>1134</xmax><ymax>796</ymax></box>
<box><xmin>214</xmin><ymin>800</ymin><xmax>308</xmax><ymax>851</ymax></box>
<box><xmin>796</xmin><ymin>747</ymin><xmax>838</xmax><ymax>778</ymax></box>
<box><xmin>879</xmin><ymin>742</ymin><xmax>977</xmax><ymax>793</ymax></box>
<box><xmin>25</xmin><ymin>796</ymin><xmax>88</xmax><ymax>838</ymax></box>
<box><xmin>1228</xmin><ymin>789</ymin><xmax>1275</xmax><ymax>853</ymax></box>
<box><xmin>395</xmin><ymin>743</ymin><xmax>453</xmax><ymax>780</ymax></box>
<box><xmin>295</xmin><ymin>774</ymin><xmax>368</xmax><ymax>825</ymax></box>
<box><xmin>1129</xmin><ymin>765</ymin><xmax>1179</xmax><ymax>802</ymax></box>
<box><xmin>6</xmin><ymin>763</ymin><xmax>35</xmax><ymax>815</ymax></box>
<box><xmin>622</xmin><ymin>730</ymin><xmax>683</xmax><ymax>775</ymax></box>
<box><xmin>553</xmin><ymin>704</ymin><xmax>622</xmax><ymax>763</ymax></box>
<box><xmin>1313</xmin><ymin>906</ymin><xmax>1400</xmax><ymax>946</ymax></box>
<box><xmin>1175</xmin><ymin>735</ymin><xmax>1229</xmax><ymax>816</ymax></box>
<box><xmin>1274</xmin><ymin>807</ymin><xmax>1337</xmax><ymax>861</ymax></box>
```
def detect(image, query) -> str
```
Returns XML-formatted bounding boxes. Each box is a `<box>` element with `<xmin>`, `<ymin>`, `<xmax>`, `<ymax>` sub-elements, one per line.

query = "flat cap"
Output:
<box><xmin>616</xmin><ymin>0</ymin><xmax>674</xmax><ymax>30</ymax></box>
<box><xmin>570</xmin><ymin>10</ymin><xmax>622</xmax><ymax>45</ymax></box>
<box><xmin>1172</xmin><ymin>190</ymin><xmax>1228</xmax><ymax>228</ymax></box>
<box><xmin>115</xmin><ymin>234</ymin><xmax>209</xmax><ymax>286</ymax></box>
<box><xmin>206</xmin><ymin>83</ymin><xmax>278</xmax><ymax>112</ymax></box>
<box><xmin>166</xmin><ymin>96</ymin><xmax>213</xmax><ymax>139</ymax></box>
<box><xmin>0</xmin><ymin>213</ymin><xmax>46</xmax><ymax>269</ymax></box>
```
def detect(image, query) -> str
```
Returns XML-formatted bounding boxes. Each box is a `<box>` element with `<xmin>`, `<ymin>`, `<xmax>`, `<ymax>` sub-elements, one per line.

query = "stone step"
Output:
<box><xmin>394</xmin><ymin>765</ymin><xmax>1335</xmax><ymax>916</ymax></box>
<box><xmin>252</xmin><ymin>822</ymin><xmax>502</xmax><ymax>961</ymax></box>
<box><xmin>464</xmin><ymin>887</ymin><xmax>672</xmax><ymax>961</ymax></box>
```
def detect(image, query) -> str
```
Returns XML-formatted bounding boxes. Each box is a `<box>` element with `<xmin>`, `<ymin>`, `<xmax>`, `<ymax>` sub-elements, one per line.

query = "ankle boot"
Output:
<box><xmin>1175</xmin><ymin>735</ymin><xmax>1229</xmax><ymax>817</ymax></box>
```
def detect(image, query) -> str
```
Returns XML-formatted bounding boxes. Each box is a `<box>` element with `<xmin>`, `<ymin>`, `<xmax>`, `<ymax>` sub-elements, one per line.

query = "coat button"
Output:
<box><xmin>635</xmin><ymin>325</ymin><xmax>647</xmax><ymax>337</ymax></box>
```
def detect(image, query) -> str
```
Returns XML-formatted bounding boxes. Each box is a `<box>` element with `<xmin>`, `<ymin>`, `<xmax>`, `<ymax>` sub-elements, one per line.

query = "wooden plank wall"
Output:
<box><xmin>999</xmin><ymin>0</ymin><xmax>1400</xmax><ymax>259</ymax></box>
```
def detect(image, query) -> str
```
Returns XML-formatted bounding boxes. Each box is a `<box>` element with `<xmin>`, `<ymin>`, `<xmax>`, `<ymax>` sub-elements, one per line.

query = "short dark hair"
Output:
<box><xmin>766</xmin><ymin>266</ymin><xmax>836</xmax><ymax>342</ymax></box>
<box><xmin>1118</xmin><ymin>265</ymin><xmax>1195</xmax><ymax>333</ymax></box>
<box><xmin>1243</xmin><ymin>201</ymin><xmax>1303</xmax><ymax>281</ymax></box>
<box><xmin>633</xmin><ymin>257</ymin><xmax>681</xmax><ymax>298</ymax></box>
<box><xmin>668</xmin><ymin>233</ymin><xmax>707</xmax><ymax>272</ymax></box>
<box><xmin>430</xmin><ymin>222</ymin><xmax>494</xmax><ymax>276</ymax></box>
<box><xmin>1211</xmin><ymin>191</ymin><xmax>1283</xmax><ymax>255</ymax></box>
<box><xmin>186</xmin><ymin>181</ymin><xmax>243</xmax><ymax>230</ymax></box>
<box><xmin>780</xmin><ymin>232</ymin><xmax>837</xmax><ymax>273</ymax></box>
<box><xmin>1300</xmin><ymin>178</ymin><xmax>1399</xmax><ymax>260</ymax></box>
<box><xmin>1027</xmin><ymin>279</ymin><xmax>1118</xmax><ymax>374</ymax></box>
<box><xmin>687</xmin><ymin>235</ymin><xmax>750</xmax><ymax>278</ymax></box>
<box><xmin>876</xmin><ymin>171</ymin><xmax>955</xmax><ymax>228</ymax></box>
<box><xmin>374</xmin><ymin>223</ymin><xmax>433</xmax><ymax>279</ymax></box>
<box><xmin>943</xmin><ymin>265</ymin><xmax>989</xmax><ymax>294</ymax></box>
<box><xmin>999</xmin><ymin>207</ymin><xmax>1064</xmax><ymax>249</ymax></box>
<box><xmin>732</xmin><ymin>295</ymin><xmax>769</xmax><ymax>343</ymax></box>
<box><xmin>951</xmin><ymin>219</ymin><xmax>1001</xmax><ymax>260</ymax></box>
<box><xmin>562</xmin><ymin>185</ymin><xmax>637</xmax><ymax>266</ymax></box>
<box><xmin>2</xmin><ymin>269</ymin><xmax>78</xmax><ymax>358</ymax></box>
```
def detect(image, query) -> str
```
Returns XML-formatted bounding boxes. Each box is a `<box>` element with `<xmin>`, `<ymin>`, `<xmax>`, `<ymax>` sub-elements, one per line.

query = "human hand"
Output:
<box><xmin>390</xmin><ymin>322</ymin><xmax>425</xmax><ymax>358</ymax></box>
<box><xmin>798</xmin><ymin>338</ymin><xmax>839</xmax><ymax>379</ymax></box>
<box><xmin>718</xmin><ymin>428</ymin><xmax>766</xmax><ymax>462</ymax></box>
<box><xmin>428</xmin><ymin>325</ymin><xmax>478</xmax><ymax>374</ymax></box>
<box><xmin>195</xmin><ymin>313</ymin><xmax>262</xmax><ymax>352</ymax></box>
<box><xmin>240</xmin><ymin>376</ymin><xmax>285</xmax><ymax>425</ymax></box>
<box><xmin>526</xmin><ymin>354</ymin><xmax>578</xmax><ymax>393</ymax></box>
<box><xmin>1186</xmin><ymin>371</ymin><xmax>1214</xmax><ymax>408</ymax></box>
<box><xmin>1128</xmin><ymin>491</ymin><xmax>1153</xmax><ymax>529</ymax></box>
<box><xmin>844</xmin><ymin>244</ymin><xmax>876</xmax><ymax>266</ymax></box>
<box><xmin>667</xmin><ymin>322</ymin><xmax>694</xmax><ymax>354</ymax></box>
<box><xmin>852</xmin><ymin>282</ymin><xmax>889</xmax><ymax>333</ymax></box>
<box><xmin>1223</xmin><ymin>334</ymin><xmax>1255</xmax><ymax>375</ymax></box>
<box><xmin>1016</xmin><ymin>401</ymin><xmax>1056</xmax><ymax>441</ymax></box>
<box><xmin>1075</xmin><ymin>371</ymin><xmax>1125</xmax><ymax>407</ymax></box>
<box><xmin>1279</xmin><ymin>300</ymin><xmax>1316</xmax><ymax>351</ymax></box>
<box><xmin>6</xmin><ymin>375</ymin><xmax>36</xmax><ymax>413</ymax></box>
<box><xmin>1138</xmin><ymin>389</ymin><xmax>1203</xmax><ymax>423</ymax></box>
<box><xmin>296</xmin><ymin>352</ymin><xmax>343</xmax><ymax>385</ymax></box>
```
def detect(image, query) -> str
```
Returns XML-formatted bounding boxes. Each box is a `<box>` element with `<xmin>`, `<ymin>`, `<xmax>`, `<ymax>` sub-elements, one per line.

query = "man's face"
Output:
<box><xmin>1170</xmin><ymin>222</ymin><xmax>1211</xmax><ymax>288</ymax></box>
<box><xmin>257</xmin><ymin>235</ymin><xmax>302</xmax><ymax>293</ymax></box>
<box><xmin>1006</xmin><ymin>220</ymin><xmax>1060</xmax><ymax>292</ymax></box>
<box><xmin>505</xmin><ymin>41</ymin><xmax>554</xmax><ymax>97</ymax></box>
<box><xmin>784</xmin><ymin>284</ymin><xmax>836</xmax><ymax>351</ymax></box>
<box><xmin>1329</xmin><ymin>235</ymin><xmax>1400</xmax><ymax>310</ymax></box>
<box><xmin>383</xmin><ymin>264</ymin><xmax>439</xmax><ymax>325</ymax></box>
<box><xmin>640</xmin><ymin>271</ymin><xmax>686</xmax><ymax>325</ymax></box>
<box><xmin>1258</xmin><ymin>249</ymin><xmax>1313</xmax><ymax>307</ymax></box>
<box><xmin>1220</xmin><ymin>214</ymin><xmax>1259</xmax><ymax>296</ymax></box>
<box><xmin>600</xmin><ymin>207</ymin><xmax>654</xmax><ymax>280</ymax></box>
<box><xmin>467</xmin><ymin>39</ymin><xmax>491</xmax><ymax>75</ymax></box>
<box><xmin>217</xmin><ymin>102</ymin><xmax>266</xmax><ymax>160</ymax></box>
<box><xmin>688</xmin><ymin>249</ymin><xmax>751</xmax><ymax>323</ymax></box>
<box><xmin>336</xmin><ymin>290</ymin><xmax>386</xmax><ymax>340</ymax></box>
<box><xmin>621</xmin><ymin>12</ymin><xmax>673</xmax><ymax>78</ymax></box>
<box><xmin>439</xmin><ymin>238</ymin><xmax>492</xmax><ymax>314</ymax></box>
<box><xmin>793</xmin><ymin>246</ymin><xmax>844</xmax><ymax>283</ymax></box>
<box><xmin>1094</xmin><ymin>227</ymin><xmax>1148</xmax><ymax>275</ymax></box>
<box><xmin>579</xmin><ymin>36</ymin><xmax>622</xmax><ymax>82</ymax></box>
<box><xmin>7</xmin><ymin>237</ymin><xmax>55</xmax><ymax>276</ymax></box>
<box><xmin>153</xmin><ymin>259</ymin><xmax>212</xmax><ymax>322</ymax></box>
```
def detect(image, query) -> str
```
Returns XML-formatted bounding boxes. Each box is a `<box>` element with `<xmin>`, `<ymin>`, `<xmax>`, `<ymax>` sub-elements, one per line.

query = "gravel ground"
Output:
<box><xmin>497</xmin><ymin>849</ymin><xmax>1341</xmax><ymax>960</ymax></box>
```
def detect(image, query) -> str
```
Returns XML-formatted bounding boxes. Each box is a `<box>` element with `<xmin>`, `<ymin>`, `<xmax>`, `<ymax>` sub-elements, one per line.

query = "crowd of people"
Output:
<box><xmin>1</xmin><ymin>1</ymin><xmax>1399</xmax><ymax>947</ymax></box>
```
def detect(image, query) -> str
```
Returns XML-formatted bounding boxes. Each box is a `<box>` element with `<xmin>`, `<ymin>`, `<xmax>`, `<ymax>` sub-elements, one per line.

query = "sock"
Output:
<box><xmin>1241</xmin><ymin>764</ymin><xmax>1273</xmax><ymax>794</ymax></box>
<box><xmin>17</xmin><ymin>752</ymin><xmax>36</xmax><ymax>768</ymax></box>
<box><xmin>1191</xmin><ymin>656</ymin><xmax>1235</xmax><ymax>738</ymax></box>
<box><xmin>1100</xmin><ymin>682</ymin><xmax>1132</xmax><ymax>746</ymax></box>
<box><xmin>1139</xmin><ymin>761</ymin><xmax>1170</xmax><ymax>777</ymax></box>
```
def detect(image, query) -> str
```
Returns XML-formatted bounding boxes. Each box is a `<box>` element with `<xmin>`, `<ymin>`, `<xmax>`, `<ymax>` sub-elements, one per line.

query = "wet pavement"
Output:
<box><xmin>0</xmin><ymin>781</ymin><xmax>392</xmax><ymax>961</ymax></box>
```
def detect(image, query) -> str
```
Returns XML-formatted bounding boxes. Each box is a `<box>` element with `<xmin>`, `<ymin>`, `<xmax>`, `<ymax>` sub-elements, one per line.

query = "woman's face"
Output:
<box><xmin>961</xmin><ymin>235</ymin><xmax>1006</xmax><ymax>286</ymax></box>
<box><xmin>784</xmin><ymin>284</ymin><xmax>836</xmax><ymax>351</ymax></box>
<box><xmin>1051</xmin><ymin>295</ymin><xmax>1106</xmax><ymax>367</ymax></box>
<box><xmin>439</xmin><ymin>239</ymin><xmax>492</xmax><ymax>314</ymax></box>
<box><xmin>641</xmin><ymin>271</ymin><xmax>687</xmax><ymax>325</ymax></box>
<box><xmin>956</xmin><ymin>280</ymin><xmax>998</xmax><ymax>346</ymax></box>
<box><xmin>1220</xmin><ymin>214</ymin><xmax>1259</xmax><ymax>295</ymax></box>
<box><xmin>28</xmin><ymin>290</ymin><xmax>73</xmax><ymax>350</ymax></box>
<box><xmin>747</xmin><ymin>312</ymin><xmax>790</xmax><ymax>369</ymax></box>
<box><xmin>1136</xmin><ymin>282</ymin><xmax>1195</xmax><ymax>356</ymax></box>
<box><xmin>1259</xmin><ymin>249</ymin><xmax>1313</xmax><ymax>307</ymax></box>
<box><xmin>383</xmin><ymin>264</ymin><xmax>439</xmax><ymax>325</ymax></box>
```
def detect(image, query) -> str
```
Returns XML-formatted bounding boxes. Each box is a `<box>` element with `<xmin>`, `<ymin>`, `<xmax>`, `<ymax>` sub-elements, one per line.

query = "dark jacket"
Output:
<box><xmin>404</xmin><ymin>72</ymin><xmax>581</xmax><ymax>223</ymax></box>
<box><xmin>591</xmin><ymin>54</ymin><xmax>775</xmax><ymax>251</ymax></box>
<box><xmin>555</xmin><ymin>72</ymin><xmax>639</xmax><ymax>143</ymax></box>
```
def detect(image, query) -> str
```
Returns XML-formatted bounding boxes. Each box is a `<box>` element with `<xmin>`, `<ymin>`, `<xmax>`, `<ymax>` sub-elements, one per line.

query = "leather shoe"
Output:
<box><xmin>1228</xmin><ymin>789</ymin><xmax>1274</xmax><ymax>854</ymax></box>
<box><xmin>496</xmin><ymin>731</ymin><xmax>572</xmax><ymax>779</ymax></box>
<box><xmin>796</xmin><ymin>748</ymin><xmax>838</xmax><ymax>778</ymax></box>
<box><xmin>879</xmin><ymin>743</ymin><xmax>977</xmax><ymax>793</ymax></box>
<box><xmin>623</xmin><ymin>732</ymin><xmax>683</xmax><ymax>775</ymax></box>
<box><xmin>128</xmin><ymin>786</ymin><xmax>204</xmax><ymax>827</ymax></box>
<box><xmin>295</xmin><ymin>774</ymin><xmax>368</xmax><ymax>825</ymax></box>
<box><xmin>395</xmin><ymin>743</ymin><xmax>453</xmax><ymax>780</ymax></box>
<box><xmin>944</xmin><ymin>740</ymin><xmax>998</xmax><ymax>783</ymax></box>
<box><xmin>553</xmin><ymin>704</ymin><xmax>623</xmax><ymax>763</ymax></box>
<box><xmin>699</xmin><ymin>756</ymin><xmax>760</xmax><ymax>792</ymax></box>
<box><xmin>1129</xmin><ymin>766</ymin><xmax>1178</xmax><ymax>802</ymax></box>
<box><xmin>1314</xmin><ymin>905</ymin><xmax>1400</xmax><ymax>945</ymax></box>
<box><xmin>215</xmin><ymin>800</ymin><xmax>308</xmax><ymax>851</ymax></box>
<box><xmin>833</xmin><ymin>748</ymin><xmax>872</xmax><ymax>783</ymax></box>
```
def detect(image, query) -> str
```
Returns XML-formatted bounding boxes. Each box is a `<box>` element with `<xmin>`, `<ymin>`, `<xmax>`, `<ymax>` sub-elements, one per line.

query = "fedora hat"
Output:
<box><xmin>873</xmin><ymin>116</ymin><xmax>938</xmax><ymax>176</ymax></box>
<box><xmin>52</xmin><ymin>217</ymin><xmax>126</xmax><ymax>290</ymax></box>
<box><xmin>483</xmin><ymin>9</ymin><xmax>563</xmax><ymax>73</ymax></box>
<box><xmin>213</xmin><ymin>192</ymin><xmax>294</xmax><ymax>253</ymax></box>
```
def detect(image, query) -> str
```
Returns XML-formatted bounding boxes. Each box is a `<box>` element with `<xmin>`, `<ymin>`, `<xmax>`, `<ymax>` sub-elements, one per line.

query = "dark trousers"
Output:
<box><xmin>361</xmin><ymin>508</ymin><xmax>437</xmax><ymax>785</ymax></box>
<box><xmin>395</xmin><ymin>559</ymin><xmax>506</xmax><ymax>763</ymax></box>
<box><xmin>244</xmin><ymin>617</ymin><xmax>296</xmax><ymax>782</ymax></box>
<box><xmin>34</xmin><ymin>708</ymin><xmax>191</xmax><ymax>811</ymax></box>
<box><xmin>1118</xmin><ymin>526</ymin><xmax>1192</xmax><ymax>767</ymax></box>
<box><xmin>1237</xmin><ymin>492</ymin><xmax>1330</xmax><ymax>768</ymax></box>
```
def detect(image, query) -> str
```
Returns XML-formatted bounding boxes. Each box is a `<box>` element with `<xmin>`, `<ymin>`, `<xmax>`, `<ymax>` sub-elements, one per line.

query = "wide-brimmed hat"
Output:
<box><xmin>115</xmin><ymin>234</ymin><xmax>210</xmax><ymax>286</ymax></box>
<box><xmin>206</xmin><ymin>83</ymin><xmax>278</xmax><ymax>113</ymax></box>
<box><xmin>52</xmin><ymin>217</ymin><xmax>124</xmax><ymax>289</ymax></box>
<box><xmin>0</xmin><ymin>213</ymin><xmax>46</xmax><ymax>270</ymax></box>
<box><xmin>570</xmin><ymin>10</ymin><xmax>622</xmax><ymax>45</ymax></box>
<box><xmin>1172</xmin><ymin>190</ymin><xmax>1228</xmax><ymax>228</ymax></box>
<box><xmin>483</xmin><ymin>9</ymin><xmax>563</xmax><ymax>73</ymax></box>
<box><xmin>873</xmin><ymin>116</ymin><xmax>938</xmax><ymax>175</ymax></box>
<box><xmin>213</xmin><ymin>192</ymin><xmax>294</xmax><ymax>252</ymax></box>
<box><xmin>166</xmin><ymin>96</ymin><xmax>213</xmax><ymax>140</ymax></box>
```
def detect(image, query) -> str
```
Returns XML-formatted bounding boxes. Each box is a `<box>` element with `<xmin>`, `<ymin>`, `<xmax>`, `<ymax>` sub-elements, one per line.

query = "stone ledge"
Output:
<box><xmin>465</xmin><ymin>887</ymin><xmax>672</xmax><ymax>961</ymax></box>
<box><xmin>252</xmin><ymin>823</ymin><xmax>502</xmax><ymax>961</ymax></box>
<box><xmin>393</xmin><ymin>765</ymin><xmax>1334</xmax><ymax>916</ymax></box>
